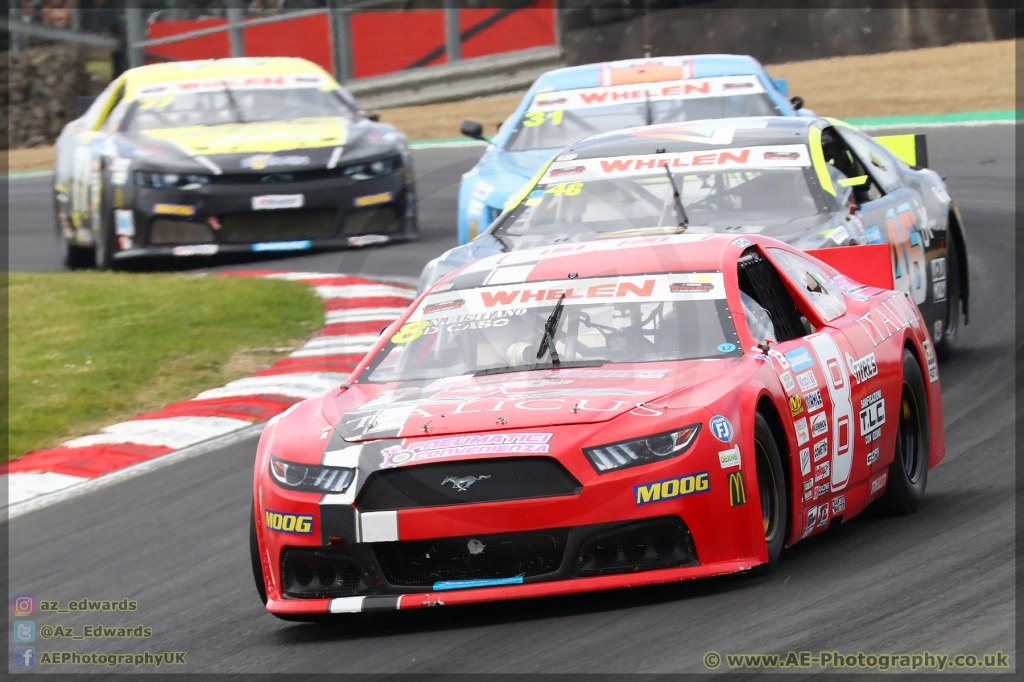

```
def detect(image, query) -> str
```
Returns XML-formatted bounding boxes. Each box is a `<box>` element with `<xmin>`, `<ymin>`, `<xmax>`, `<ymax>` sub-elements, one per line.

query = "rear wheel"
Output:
<box><xmin>750</xmin><ymin>412</ymin><xmax>788</xmax><ymax>574</ymax></box>
<box><xmin>936</xmin><ymin>231</ymin><xmax>961</xmax><ymax>360</ymax></box>
<box><xmin>878</xmin><ymin>349</ymin><xmax>930</xmax><ymax>515</ymax></box>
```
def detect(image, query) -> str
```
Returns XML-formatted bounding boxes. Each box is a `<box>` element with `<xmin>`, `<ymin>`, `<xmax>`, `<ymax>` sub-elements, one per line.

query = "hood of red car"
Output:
<box><xmin>322</xmin><ymin>361</ymin><xmax>739</xmax><ymax>442</ymax></box>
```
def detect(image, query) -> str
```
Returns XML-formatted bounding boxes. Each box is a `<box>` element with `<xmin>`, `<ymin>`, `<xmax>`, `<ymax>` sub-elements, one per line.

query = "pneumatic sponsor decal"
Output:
<box><xmin>381</xmin><ymin>433</ymin><xmax>553</xmax><ymax>467</ymax></box>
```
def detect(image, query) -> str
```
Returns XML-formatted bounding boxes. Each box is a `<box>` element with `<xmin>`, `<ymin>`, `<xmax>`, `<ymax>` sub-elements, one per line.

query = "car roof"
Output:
<box><xmin>562</xmin><ymin>116</ymin><xmax>818</xmax><ymax>158</ymax></box>
<box><xmin>444</xmin><ymin>233</ymin><xmax>795</xmax><ymax>289</ymax></box>
<box><xmin>534</xmin><ymin>54</ymin><xmax>766</xmax><ymax>92</ymax></box>
<box><xmin>121</xmin><ymin>57</ymin><xmax>337</xmax><ymax>100</ymax></box>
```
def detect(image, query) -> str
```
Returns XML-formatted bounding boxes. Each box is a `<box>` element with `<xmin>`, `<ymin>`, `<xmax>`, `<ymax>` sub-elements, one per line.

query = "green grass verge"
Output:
<box><xmin>8</xmin><ymin>273</ymin><xmax>324</xmax><ymax>460</ymax></box>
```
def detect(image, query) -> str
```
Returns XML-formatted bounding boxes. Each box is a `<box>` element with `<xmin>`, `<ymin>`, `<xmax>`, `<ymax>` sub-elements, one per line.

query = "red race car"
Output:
<box><xmin>251</xmin><ymin>233</ymin><xmax>944</xmax><ymax>619</ymax></box>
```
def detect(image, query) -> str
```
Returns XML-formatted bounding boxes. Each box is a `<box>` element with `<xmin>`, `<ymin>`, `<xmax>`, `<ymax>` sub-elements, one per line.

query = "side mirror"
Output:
<box><xmin>75</xmin><ymin>95</ymin><xmax>97</xmax><ymax>118</ymax></box>
<box><xmin>790</xmin><ymin>95</ymin><xmax>804</xmax><ymax>111</ymax></box>
<box><xmin>460</xmin><ymin>119</ymin><xmax>485</xmax><ymax>141</ymax></box>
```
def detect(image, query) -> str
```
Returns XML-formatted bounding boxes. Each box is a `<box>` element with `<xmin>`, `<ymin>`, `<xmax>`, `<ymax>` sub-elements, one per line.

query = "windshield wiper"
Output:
<box><xmin>664</xmin><ymin>164</ymin><xmax>689</xmax><ymax>229</ymax></box>
<box><xmin>536</xmin><ymin>294</ymin><xmax>565</xmax><ymax>365</ymax></box>
<box><xmin>474</xmin><ymin>359</ymin><xmax>607</xmax><ymax>377</ymax></box>
<box><xmin>220</xmin><ymin>80</ymin><xmax>246</xmax><ymax>124</ymax></box>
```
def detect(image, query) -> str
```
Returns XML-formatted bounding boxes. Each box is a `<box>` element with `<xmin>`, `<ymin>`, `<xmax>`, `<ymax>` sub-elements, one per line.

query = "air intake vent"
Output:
<box><xmin>280</xmin><ymin>548</ymin><xmax>372</xmax><ymax>599</ymax></box>
<box><xmin>573</xmin><ymin>517</ymin><xmax>698</xmax><ymax>576</ymax></box>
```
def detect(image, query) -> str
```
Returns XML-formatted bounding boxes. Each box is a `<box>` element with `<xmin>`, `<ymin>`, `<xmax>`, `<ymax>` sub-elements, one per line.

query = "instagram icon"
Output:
<box><xmin>13</xmin><ymin>595</ymin><xmax>34</xmax><ymax>616</ymax></box>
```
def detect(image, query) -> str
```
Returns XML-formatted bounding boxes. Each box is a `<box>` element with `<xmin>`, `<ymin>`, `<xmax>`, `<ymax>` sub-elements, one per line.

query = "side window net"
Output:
<box><xmin>737</xmin><ymin>248</ymin><xmax>808</xmax><ymax>342</ymax></box>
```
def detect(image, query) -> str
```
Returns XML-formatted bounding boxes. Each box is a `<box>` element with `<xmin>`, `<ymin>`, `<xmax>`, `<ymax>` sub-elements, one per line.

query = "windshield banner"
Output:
<box><xmin>528</xmin><ymin>75</ymin><xmax>766</xmax><ymax>113</ymax></box>
<box><xmin>541</xmin><ymin>144</ymin><xmax>810</xmax><ymax>183</ymax></box>
<box><xmin>416</xmin><ymin>273</ymin><xmax>726</xmax><ymax>320</ymax></box>
<box><xmin>134</xmin><ymin>72</ymin><xmax>328</xmax><ymax>98</ymax></box>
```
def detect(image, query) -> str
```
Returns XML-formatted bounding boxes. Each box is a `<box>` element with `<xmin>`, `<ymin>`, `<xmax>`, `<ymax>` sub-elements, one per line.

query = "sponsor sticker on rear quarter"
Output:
<box><xmin>252</xmin><ymin>194</ymin><xmax>304</xmax><ymax>210</ymax></box>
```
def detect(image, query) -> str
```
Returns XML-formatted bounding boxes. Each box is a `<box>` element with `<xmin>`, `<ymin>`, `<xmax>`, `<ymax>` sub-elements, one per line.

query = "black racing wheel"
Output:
<box><xmin>878</xmin><ymin>348</ymin><xmax>930</xmax><ymax>515</ymax></box>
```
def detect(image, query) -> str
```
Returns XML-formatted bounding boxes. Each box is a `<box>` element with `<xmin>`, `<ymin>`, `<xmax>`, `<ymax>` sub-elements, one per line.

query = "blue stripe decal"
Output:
<box><xmin>432</xmin><ymin>576</ymin><xmax>524</xmax><ymax>591</ymax></box>
<box><xmin>252</xmin><ymin>240</ymin><xmax>311</xmax><ymax>252</ymax></box>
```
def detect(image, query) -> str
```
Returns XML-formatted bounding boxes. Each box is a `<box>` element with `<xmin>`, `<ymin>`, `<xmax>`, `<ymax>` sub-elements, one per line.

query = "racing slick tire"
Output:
<box><xmin>250</xmin><ymin>502</ymin><xmax>268</xmax><ymax>605</ymax></box>
<box><xmin>749</xmin><ymin>412</ymin><xmax>788</xmax><ymax>575</ymax></box>
<box><xmin>59</xmin><ymin>233</ymin><xmax>95</xmax><ymax>270</ymax></box>
<box><xmin>936</xmin><ymin>233</ymin><xmax>961</xmax><ymax>361</ymax></box>
<box><xmin>93</xmin><ymin>201</ymin><xmax>117</xmax><ymax>271</ymax></box>
<box><xmin>55</xmin><ymin>196</ymin><xmax>94</xmax><ymax>270</ymax></box>
<box><xmin>878</xmin><ymin>349</ymin><xmax>930</xmax><ymax>515</ymax></box>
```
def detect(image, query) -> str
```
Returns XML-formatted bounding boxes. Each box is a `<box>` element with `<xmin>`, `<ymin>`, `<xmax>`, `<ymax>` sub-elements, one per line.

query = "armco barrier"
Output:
<box><xmin>348</xmin><ymin>45</ymin><xmax>564</xmax><ymax>109</ymax></box>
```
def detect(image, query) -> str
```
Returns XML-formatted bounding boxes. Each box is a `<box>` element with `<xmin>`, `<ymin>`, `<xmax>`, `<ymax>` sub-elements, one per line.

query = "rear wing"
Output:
<box><xmin>806</xmin><ymin>244</ymin><xmax>894</xmax><ymax>290</ymax></box>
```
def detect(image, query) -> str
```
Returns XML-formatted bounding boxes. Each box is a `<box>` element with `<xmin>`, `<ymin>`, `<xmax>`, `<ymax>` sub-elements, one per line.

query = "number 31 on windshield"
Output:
<box><xmin>523</xmin><ymin>110</ymin><xmax>564</xmax><ymax>127</ymax></box>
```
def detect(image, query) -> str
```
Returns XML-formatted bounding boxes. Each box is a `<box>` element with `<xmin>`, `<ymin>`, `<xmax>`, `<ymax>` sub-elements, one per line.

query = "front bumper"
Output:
<box><xmin>114</xmin><ymin>165</ymin><xmax>415</xmax><ymax>259</ymax></box>
<box><xmin>255</xmin><ymin>446</ymin><xmax>768</xmax><ymax>614</ymax></box>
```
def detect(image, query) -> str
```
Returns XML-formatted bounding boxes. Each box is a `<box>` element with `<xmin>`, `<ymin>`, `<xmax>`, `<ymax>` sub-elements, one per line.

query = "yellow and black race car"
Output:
<box><xmin>53</xmin><ymin>57</ymin><xmax>417</xmax><ymax>269</ymax></box>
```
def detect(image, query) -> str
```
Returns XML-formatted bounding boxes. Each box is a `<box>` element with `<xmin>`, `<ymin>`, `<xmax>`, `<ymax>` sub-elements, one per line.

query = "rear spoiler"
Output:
<box><xmin>875</xmin><ymin>133</ymin><xmax>928</xmax><ymax>169</ymax></box>
<box><xmin>806</xmin><ymin>244</ymin><xmax>894</xmax><ymax>290</ymax></box>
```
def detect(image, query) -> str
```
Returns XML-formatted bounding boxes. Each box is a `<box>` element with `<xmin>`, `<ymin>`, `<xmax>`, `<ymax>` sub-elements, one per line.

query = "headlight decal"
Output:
<box><xmin>584</xmin><ymin>424</ymin><xmax>701</xmax><ymax>473</ymax></box>
<box><xmin>269</xmin><ymin>456</ymin><xmax>355</xmax><ymax>494</ymax></box>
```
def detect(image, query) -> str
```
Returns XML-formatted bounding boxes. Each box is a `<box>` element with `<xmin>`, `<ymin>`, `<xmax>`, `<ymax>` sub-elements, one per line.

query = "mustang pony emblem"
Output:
<box><xmin>441</xmin><ymin>475</ymin><xmax>491</xmax><ymax>492</ymax></box>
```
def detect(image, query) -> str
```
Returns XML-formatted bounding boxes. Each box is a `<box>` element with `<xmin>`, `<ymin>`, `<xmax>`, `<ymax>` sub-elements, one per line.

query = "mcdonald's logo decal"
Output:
<box><xmin>728</xmin><ymin>470</ymin><xmax>747</xmax><ymax>507</ymax></box>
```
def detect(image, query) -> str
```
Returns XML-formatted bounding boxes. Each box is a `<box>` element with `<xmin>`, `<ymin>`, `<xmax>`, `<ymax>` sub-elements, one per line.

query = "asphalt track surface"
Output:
<box><xmin>6</xmin><ymin>127</ymin><xmax>1015</xmax><ymax>674</ymax></box>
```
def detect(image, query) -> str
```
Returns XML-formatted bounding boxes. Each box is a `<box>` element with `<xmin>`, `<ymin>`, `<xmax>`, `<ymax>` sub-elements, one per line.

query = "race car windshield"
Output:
<box><xmin>358</xmin><ymin>272</ymin><xmax>739</xmax><ymax>383</ymax></box>
<box><xmin>124</xmin><ymin>87</ymin><xmax>356</xmax><ymax>130</ymax></box>
<box><xmin>497</xmin><ymin>150</ymin><xmax>823</xmax><ymax>240</ymax></box>
<box><xmin>504</xmin><ymin>76</ymin><xmax>780</xmax><ymax>152</ymax></box>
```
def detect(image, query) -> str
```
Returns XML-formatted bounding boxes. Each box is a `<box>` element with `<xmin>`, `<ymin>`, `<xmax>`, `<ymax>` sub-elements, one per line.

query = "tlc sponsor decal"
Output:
<box><xmin>382</xmin><ymin>433</ymin><xmax>552</xmax><ymax>467</ymax></box>
<box><xmin>859</xmin><ymin>390</ymin><xmax>886</xmax><ymax>436</ymax></box>
<box><xmin>634</xmin><ymin>471</ymin><xmax>710</xmax><ymax>506</ymax></box>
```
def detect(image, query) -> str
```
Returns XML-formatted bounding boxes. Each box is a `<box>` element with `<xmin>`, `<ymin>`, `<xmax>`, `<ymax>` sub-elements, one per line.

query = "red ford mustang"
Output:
<box><xmin>251</xmin><ymin>233</ymin><xmax>944</xmax><ymax>619</ymax></box>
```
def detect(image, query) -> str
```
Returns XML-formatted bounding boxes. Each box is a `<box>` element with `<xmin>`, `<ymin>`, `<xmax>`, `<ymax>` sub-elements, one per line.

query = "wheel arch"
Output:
<box><xmin>755</xmin><ymin>393</ymin><xmax>794</xmax><ymax>543</ymax></box>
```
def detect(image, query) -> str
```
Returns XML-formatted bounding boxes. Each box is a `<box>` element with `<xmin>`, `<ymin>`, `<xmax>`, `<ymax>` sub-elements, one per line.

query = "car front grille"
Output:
<box><xmin>357</xmin><ymin>457</ymin><xmax>581</xmax><ymax>511</ymax></box>
<box><xmin>373</xmin><ymin>528</ymin><xmax>569</xmax><ymax>587</ymax></box>
<box><xmin>342</xmin><ymin>206</ymin><xmax>401</xmax><ymax>235</ymax></box>
<box><xmin>148</xmin><ymin>219</ymin><xmax>214</xmax><ymax>244</ymax></box>
<box><xmin>219</xmin><ymin>209</ymin><xmax>337</xmax><ymax>242</ymax></box>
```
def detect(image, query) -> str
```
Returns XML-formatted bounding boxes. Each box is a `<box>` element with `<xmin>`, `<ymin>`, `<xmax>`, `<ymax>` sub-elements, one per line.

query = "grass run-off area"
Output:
<box><xmin>8</xmin><ymin>272</ymin><xmax>324</xmax><ymax>460</ymax></box>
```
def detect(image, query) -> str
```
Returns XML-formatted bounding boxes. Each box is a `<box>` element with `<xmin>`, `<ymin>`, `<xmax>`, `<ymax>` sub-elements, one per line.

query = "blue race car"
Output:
<box><xmin>455</xmin><ymin>54</ymin><xmax>812</xmax><ymax>246</ymax></box>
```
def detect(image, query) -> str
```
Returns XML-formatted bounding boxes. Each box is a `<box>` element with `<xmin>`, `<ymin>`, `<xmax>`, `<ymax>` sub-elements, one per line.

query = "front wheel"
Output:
<box><xmin>93</xmin><ymin>207</ymin><xmax>117</xmax><ymax>271</ymax></box>
<box><xmin>878</xmin><ymin>349</ymin><xmax>930</xmax><ymax>515</ymax></box>
<box><xmin>750</xmin><ymin>412</ymin><xmax>788</xmax><ymax>574</ymax></box>
<box><xmin>250</xmin><ymin>502</ymin><xmax>268</xmax><ymax>605</ymax></box>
